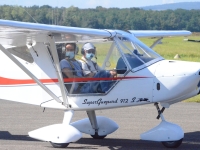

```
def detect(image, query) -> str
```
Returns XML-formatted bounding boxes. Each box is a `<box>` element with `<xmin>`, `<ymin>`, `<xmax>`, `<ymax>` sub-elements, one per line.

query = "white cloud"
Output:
<box><xmin>162</xmin><ymin>0</ymin><xmax>175</xmax><ymax>4</ymax></box>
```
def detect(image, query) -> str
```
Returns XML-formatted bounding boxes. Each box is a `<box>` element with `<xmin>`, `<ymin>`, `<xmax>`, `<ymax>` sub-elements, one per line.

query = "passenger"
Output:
<box><xmin>79</xmin><ymin>42</ymin><xmax>117</xmax><ymax>78</ymax></box>
<box><xmin>79</xmin><ymin>43</ymin><xmax>101</xmax><ymax>77</ymax></box>
<box><xmin>79</xmin><ymin>43</ymin><xmax>117</xmax><ymax>93</ymax></box>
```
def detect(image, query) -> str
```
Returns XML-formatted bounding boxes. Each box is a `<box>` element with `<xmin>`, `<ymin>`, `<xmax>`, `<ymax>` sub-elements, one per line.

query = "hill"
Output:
<box><xmin>142</xmin><ymin>2</ymin><xmax>200</xmax><ymax>10</ymax></box>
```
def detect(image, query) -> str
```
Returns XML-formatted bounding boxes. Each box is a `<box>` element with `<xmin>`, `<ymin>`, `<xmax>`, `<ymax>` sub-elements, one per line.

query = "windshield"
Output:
<box><xmin>115</xmin><ymin>35</ymin><xmax>162</xmax><ymax>70</ymax></box>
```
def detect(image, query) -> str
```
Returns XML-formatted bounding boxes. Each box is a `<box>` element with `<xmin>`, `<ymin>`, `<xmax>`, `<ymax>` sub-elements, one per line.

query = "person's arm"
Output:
<box><xmin>60</xmin><ymin>60</ymin><xmax>81</xmax><ymax>78</ymax></box>
<box><xmin>85</xmin><ymin>72</ymin><xmax>95</xmax><ymax>78</ymax></box>
<box><xmin>62</xmin><ymin>68</ymin><xmax>81</xmax><ymax>78</ymax></box>
<box><xmin>96</xmin><ymin>63</ymin><xmax>116</xmax><ymax>77</ymax></box>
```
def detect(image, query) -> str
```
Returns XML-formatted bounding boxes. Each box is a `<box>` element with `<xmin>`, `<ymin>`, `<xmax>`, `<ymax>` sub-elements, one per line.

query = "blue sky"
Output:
<box><xmin>0</xmin><ymin>0</ymin><xmax>200</xmax><ymax>8</ymax></box>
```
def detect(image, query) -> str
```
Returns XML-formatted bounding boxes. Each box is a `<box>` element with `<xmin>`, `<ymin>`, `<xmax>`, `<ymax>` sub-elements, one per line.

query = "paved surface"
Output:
<box><xmin>0</xmin><ymin>100</ymin><xmax>199</xmax><ymax>150</ymax></box>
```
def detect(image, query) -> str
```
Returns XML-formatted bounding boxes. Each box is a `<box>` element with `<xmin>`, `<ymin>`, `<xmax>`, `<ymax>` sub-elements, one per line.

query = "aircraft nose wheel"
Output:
<box><xmin>50</xmin><ymin>142</ymin><xmax>69</xmax><ymax>148</ymax></box>
<box><xmin>162</xmin><ymin>139</ymin><xmax>183</xmax><ymax>148</ymax></box>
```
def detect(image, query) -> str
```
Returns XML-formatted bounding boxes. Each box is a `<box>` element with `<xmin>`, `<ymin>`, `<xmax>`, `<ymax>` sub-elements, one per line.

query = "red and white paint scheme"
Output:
<box><xmin>0</xmin><ymin>19</ymin><xmax>199</xmax><ymax>148</ymax></box>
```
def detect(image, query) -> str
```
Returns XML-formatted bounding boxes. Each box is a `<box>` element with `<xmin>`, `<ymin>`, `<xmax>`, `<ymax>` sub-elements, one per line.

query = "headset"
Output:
<box><xmin>81</xmin><ymin>42</ymin><xmax>96</xmax><ymax>55</ymax></box>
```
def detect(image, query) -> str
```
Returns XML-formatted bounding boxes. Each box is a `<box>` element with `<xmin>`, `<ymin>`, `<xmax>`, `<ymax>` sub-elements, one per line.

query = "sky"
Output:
<box><xmin>0</xmin><ymin>0</ymin><xmax>200</xmax><ymax>8</ymax></box>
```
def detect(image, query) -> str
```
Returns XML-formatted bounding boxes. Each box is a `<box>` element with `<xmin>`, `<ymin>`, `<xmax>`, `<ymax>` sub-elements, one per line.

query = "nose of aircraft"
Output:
<box><xmin>153</xmin><ymin>60</ymin><xmax>200</xmax><ymax>103</ymax></box>
<box><xmin>154</xmin><ymin>60</ymin><xmax>200</xmax><ymax>77</ymax></box>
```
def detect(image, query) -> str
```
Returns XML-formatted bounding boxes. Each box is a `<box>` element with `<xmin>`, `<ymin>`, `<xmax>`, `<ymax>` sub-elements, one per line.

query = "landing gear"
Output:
<box><xmin>154</xmin><ymin>103</ymin><xmax>183</xmax><ymax>148</ymax></box>
<box><xmin>154</xmin><ymin>102</ymin><xmax>165</xmax><ymax>120</ymax></box>
<box><xmin>162</xmin><ymin>139</ymin><xmax>183</xmax><ymax>148</ymax></box>
<box><xmin>28</xmin><ymin>110</ymin><xmax>82</xmax><ymax>149</ymax></box>
<box><xmin>140</xmin><ymin>103</ymin><xmax>184</xmax><ymax>148</ymax></box>
<box><xmin>91</xmin><ymin>132</ymin><xmax>107</xmax><ymax>139</ymax></box>
<box><xmin>87</xmin><ymin>111</ymin><xmax>107</xmax><ymax>139</ymax></box>
<box><xmin>50</xmin><ymin>142</ymin><xmax>69</xmax><ymax>148</ymax></box>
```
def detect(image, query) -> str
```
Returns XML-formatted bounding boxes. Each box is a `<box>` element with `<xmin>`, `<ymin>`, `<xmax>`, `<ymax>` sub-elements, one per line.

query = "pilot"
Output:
<box><xmin>60</xmin><ymin>43</ymin><xmax>82</xmax><ymax>78</ymax></box>
<box><xmin>60</xmin><ymin>43</ymin><xmax>83</xmax><ymax>93</ymax></box>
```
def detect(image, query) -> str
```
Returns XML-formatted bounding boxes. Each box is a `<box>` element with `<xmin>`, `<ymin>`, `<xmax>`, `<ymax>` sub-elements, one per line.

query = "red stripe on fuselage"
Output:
<box><xmin>0</xmin><ymin>76</ymin><xmax>58</xmax><ymax>85</ymax></box>
<box><xmin>0</xmin><ymin>76</ymin><xmax>149</xmax><ymax>85</ymax></box>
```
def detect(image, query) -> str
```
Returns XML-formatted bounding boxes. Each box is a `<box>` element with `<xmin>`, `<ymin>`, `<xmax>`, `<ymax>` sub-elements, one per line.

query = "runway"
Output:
<box><xmin>0</xmin><ymin>100</ymin><xmax>199</xmax><ymax>149</ymax></box>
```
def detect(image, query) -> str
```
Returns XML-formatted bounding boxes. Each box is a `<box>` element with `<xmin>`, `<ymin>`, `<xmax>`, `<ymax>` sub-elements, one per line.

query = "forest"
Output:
<box><xmin>0</xmin><ymin>5</ymin><xmax>200</xmax><ymax>32</ymax></box>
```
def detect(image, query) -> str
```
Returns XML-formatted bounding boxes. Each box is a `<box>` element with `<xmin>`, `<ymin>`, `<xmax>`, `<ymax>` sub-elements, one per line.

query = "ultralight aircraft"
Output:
<box><xmin>0</xmin><ymin>19</ymin><xmax>199</xmax><ymax>148</ymax></box>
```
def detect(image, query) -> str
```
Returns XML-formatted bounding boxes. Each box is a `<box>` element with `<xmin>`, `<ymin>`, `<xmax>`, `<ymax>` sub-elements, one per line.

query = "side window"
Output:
<box><xmin>101</xmin><ymin>42</ymin><xmax>127</xmax><ymax>76</ymax></box>
<box><xmin>62</xmin><ymin>41</ymin><xmax>128</xmax><ymax>95</ymax></box>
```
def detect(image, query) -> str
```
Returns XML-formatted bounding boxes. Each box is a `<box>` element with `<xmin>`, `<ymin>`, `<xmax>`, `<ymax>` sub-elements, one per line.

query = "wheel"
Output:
<box><xmin>91</xmin><ymin>134</ymin><xmax>107</xmax><ymax>139</ymax></box>
<box><xmin>162</xmin><ymin>138</ymin><xmax>183</xmax><ymax>148</ymax></box>
<box><xmin>50</xmin><ymin>142</ymin><xmax>69</xmax><ymax>148</ymax></box>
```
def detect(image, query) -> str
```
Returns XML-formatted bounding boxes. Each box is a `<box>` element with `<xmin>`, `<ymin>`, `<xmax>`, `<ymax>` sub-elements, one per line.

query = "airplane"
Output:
<box><xmin>184</xmin><ymin>39</ymin><xmax>200</xmax><ymax>42</ymax></box>
<box><xmin>0</xmin><ymin>19</ymin><xmax>199</xmax><ymax>149</ymax></box>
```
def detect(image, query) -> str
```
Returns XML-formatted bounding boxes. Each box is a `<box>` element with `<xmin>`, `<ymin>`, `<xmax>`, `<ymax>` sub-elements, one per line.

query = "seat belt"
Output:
<box><xmin>81</xmin><ymin>58</ymin><xmax>97</xmax><ymax>72</ymax></box>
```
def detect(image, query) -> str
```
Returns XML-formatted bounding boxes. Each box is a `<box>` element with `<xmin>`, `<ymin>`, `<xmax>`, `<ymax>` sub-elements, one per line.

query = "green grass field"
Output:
<box><xmin>140</xmin><ymin>36</ymin><xmax>200</xmax><ymax>62</ymax></box>
<box><xmin>140</xmin><ymin>34</ymin><xmax>200</xmax><ymax>102</ymax></box>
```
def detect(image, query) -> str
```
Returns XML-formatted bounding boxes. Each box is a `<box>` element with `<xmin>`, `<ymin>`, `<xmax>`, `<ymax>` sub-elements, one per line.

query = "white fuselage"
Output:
<box><xmin>0</xmin><ymin>43</ymin><xmax>199</xmax><ymax>110</ymax></box>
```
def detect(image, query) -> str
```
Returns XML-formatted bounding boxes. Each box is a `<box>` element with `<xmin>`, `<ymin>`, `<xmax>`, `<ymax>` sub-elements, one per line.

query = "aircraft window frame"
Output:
<box><xmin>115</xmin><ymin>37</ymin><xmax>146</xmax><ymax>64</ymax></box>
<box><xmin>46</xmin><ymin>44</ymin><xmax>54</xmax><ymax>63</ymax></box>
<box><xmin>131</xmin><ymin>42</ymin><xmax>151</xmax><ymax>58</ymax></box>
<box><xmin>101</xmin><ymin>41</ymin><xmax>115</xmax><ymax>70</ymax></box>
<box><xmin>130</xmin><ymin>36</ymin><xmax>162</xmax><ymax>60</ymax></box>
<box><xmin>65</xmin><ymin>39</ymin><xmax>130</xmax><ymax>97</ymax></box>
<box><xmin>112</xmin><ymin>34</ymin><xmax>164</xmax><ymax>72</ymax></box>
<box><xmin>101</xmin><ymin>40</ymin><xmax>130</xmax><ymax>75</ymax></box>
<box><xmin>113</xmin><ymin>37</ymin><xmax>132</xmax><ymax>71</ymax></box>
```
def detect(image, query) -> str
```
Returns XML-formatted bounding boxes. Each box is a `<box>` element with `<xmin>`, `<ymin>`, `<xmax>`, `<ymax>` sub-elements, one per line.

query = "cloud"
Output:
<box><xmin>162</xmin><ymin>0</ymin><xmax>175</xmax><ymax>4</ymax></box>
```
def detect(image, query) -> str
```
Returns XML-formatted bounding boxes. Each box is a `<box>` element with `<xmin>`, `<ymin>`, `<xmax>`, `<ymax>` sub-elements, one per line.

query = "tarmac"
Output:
<box><xmin>0</xmin><ymin>100</ymin><xmax>199</xmax><ymax>150</ymax></box>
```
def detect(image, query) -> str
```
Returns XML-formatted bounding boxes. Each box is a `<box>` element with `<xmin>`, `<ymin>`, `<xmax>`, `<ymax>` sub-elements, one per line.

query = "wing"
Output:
<box><xmin>0</xmin><ymin>19</ymin><xmax>116</xmax><ymax>47</ymax></box>
<box><xmin>128</xmin><ymin>30</ymin><xmax>191</xmax><ymax>37</ymax></box>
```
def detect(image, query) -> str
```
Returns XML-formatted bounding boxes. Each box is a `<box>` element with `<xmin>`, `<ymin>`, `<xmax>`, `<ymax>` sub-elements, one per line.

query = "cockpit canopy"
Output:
<box><xmin>56</xmin><ymin>32</ymin><xmax>163</xmax><ymax>95</ymax></box>
<box><xmin>114</xmin><ymin>34</ymin><xmax>162</xmax><ymax>73</ymax></box>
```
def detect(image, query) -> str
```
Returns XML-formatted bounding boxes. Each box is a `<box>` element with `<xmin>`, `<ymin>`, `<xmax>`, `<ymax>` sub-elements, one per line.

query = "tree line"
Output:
<box><xmin>0</xmin><ymin>5</ymin><xmax>200</xmax><ymax>32</ymax></box>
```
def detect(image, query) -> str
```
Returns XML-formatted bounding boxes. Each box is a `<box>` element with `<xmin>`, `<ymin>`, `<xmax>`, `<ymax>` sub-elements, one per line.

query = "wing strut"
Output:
<box><xmin>47</xmin><ymin>36</ymin><xmax>70</xmax><ymax>108</ymax></box>
<box><xmin>0</xmin><ymin>44</ymin><xmax>62</xmax><ymax>104</ymax></box>
<box><xmin>150</xmin><ymin>37</ymin><xmax>163</xmax><ymax>49</ymax></box>
<box><xmin>101</xmin><ymin>42</ymin><xmax>115</xmax><ymax>69</ymax></box>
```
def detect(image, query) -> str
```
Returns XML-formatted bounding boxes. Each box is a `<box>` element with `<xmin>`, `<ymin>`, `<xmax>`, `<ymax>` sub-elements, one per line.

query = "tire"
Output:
<box><xmin>50</xmin><ymin>142</ymin><xmax>69</xmax><ymax>148</ymax></box>
<box><xmin>91</xmin><ymin>134</ymin><xmax>107</xmax><ymax>139</ymax></box>
<box><xmin>162</xmin><ymin>138</ymin><xmax>183</xmax><ymax>148</ymax></box>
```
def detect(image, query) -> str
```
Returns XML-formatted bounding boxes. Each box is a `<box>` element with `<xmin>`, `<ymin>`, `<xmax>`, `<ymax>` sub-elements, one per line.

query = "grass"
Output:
<box><xmin>140</xmin><ymin>36</ymin><xmax>200</xmax><ymax>62</ymax></box>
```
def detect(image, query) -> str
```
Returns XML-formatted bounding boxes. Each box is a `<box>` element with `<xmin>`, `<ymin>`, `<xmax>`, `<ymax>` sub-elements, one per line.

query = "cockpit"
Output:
<box><xmin>57</xmin><ymin>32</ymin><xmax>164</xmax><ymax>95</ymax></box>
